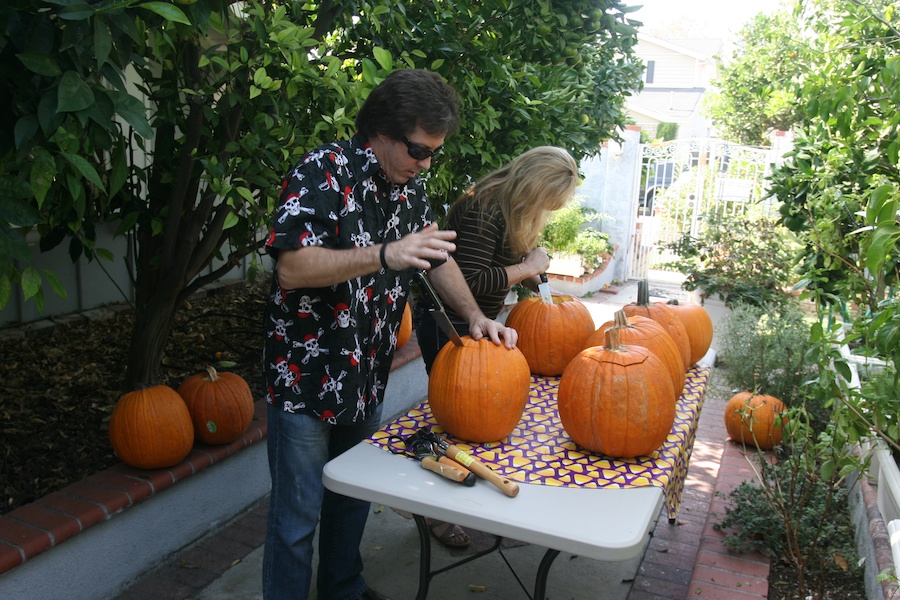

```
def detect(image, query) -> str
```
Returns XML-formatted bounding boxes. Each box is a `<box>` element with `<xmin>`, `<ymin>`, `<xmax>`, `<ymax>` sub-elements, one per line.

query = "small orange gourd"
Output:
<box><xmin>505</xmin><ymin>295</ymin><xmax>596</xmax><ymax>376</ymax></box>
<box><xmin>623</xmin><ymin>279</ymin><xmax>692</xmax><ymax>371</ymax></box>
<box><xmin>428</xmin><ymin>335</ymin><xmax>531</xmax><ymax>443</ymax></box>
<box><xmin>397</xmin><ymin>303</ymin><xmax>413</xmax><ymax>348</ymax></box>
<box><xmin>665</xmin><ymin>299</ymin><xmax>714</xmax><ymax>366</ymax></box>
<box><xmin>558</xmin><ymin>329</ymin><xmax>676</xmax><ymax>458</ymax></box>
<box><xmin>724</xmin><ymin>392</ymin><xmax>786</xmax><ymax>450</ymax></box>
<box><xmin>109</xmin><ymin>385</ymin><xmax>195</xmax><ymax>469</ymax></box>
<box><xmin>178</xmin><ymin>366</ymin><xmax>255</xmax><ymax>445</ymax></box>
<box><xmin>584</xmin><ymin>310</ymin><xmax>686</xmax><ymax>396</ymax></box>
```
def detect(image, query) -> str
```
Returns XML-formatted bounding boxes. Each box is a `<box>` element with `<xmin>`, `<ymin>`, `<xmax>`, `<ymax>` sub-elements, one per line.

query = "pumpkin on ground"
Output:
<box><xmin>558</xmin><ymin>328</ymin><xmax>676</xmax><ymax>458</ymax></box>
<box><xmin>724</xmin><ymin>392</ymin><xmax>787</xmax><ymax>450</ymax></box>
<box><xmin>665</xmin><ymin>299</ymin><xmax>714</xmax><ymax>366</ymax></box>
<box><xmin>428</xmin><ymin>335</ymin><xmax>531</xmax><ymax>443</ymax></box>
<box><xmin>504</xmin><ymin>295</ymin><xmax>596</xmax><ymax>376</ymax></box>
<box><xmin>177</xmin><ymin>366</ymin><xmax>255</xmax><ymax>445</ymax></box>
<box><xmin>623</xmin><ymin>279</ymin><xmax>692</xmax><ymax>371</ymax></box>
<box><xmin>397</xmin><ymin>303</ymin><xmax>413</xmax><ymax>348</ymax></box>
<box><xmin>109</xmin><ymin>385</ymin><xmax>194</xmax><ymax>469</ymax></box>
<box><xmin>584</xmin><ymin>309</ymin><xmax>686</xmax><ymax>396</ymax></box>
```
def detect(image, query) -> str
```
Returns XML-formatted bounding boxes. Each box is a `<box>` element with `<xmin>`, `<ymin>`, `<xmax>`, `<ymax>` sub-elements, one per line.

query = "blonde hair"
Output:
<box><xmin>448</xmin><ymin>146</ymin><xmax>580</xmax><ymax>256</ymax></box>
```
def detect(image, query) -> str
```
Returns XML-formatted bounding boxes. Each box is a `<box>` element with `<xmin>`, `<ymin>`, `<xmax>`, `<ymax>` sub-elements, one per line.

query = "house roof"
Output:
<box><xmin>636</xmin><ymin>33</ymin><xmax>722</xmax><ymax>60</ymax></box>
<box><xmin>628</xmin><ymin>88</ymin><xmax>707</xmax><ymax>123</ymax></box>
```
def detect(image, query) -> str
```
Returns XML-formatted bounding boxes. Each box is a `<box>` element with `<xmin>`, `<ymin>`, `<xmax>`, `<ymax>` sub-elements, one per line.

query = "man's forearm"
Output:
<box><xmin>428</xmin><ymin>259</ymin><xmax>487</xmax><ymax>324</ymax></box>
<box><xmin>275</xmin><ymin>245</ymin><xmax>384</xmax><ymax>289</ymax></box>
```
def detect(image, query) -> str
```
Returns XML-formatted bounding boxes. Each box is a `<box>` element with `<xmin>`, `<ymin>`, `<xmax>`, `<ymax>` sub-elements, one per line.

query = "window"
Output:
<box><xmin>645</xmin><ymin>60</ymin><xmax>655</xmax><ymax>84</ymax></box>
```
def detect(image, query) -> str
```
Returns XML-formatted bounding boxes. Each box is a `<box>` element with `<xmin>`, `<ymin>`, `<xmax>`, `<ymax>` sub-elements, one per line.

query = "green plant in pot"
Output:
<box><xmin>540</xmin><ymin>196</ymin><xmax>615</xmax><ymax>275</ymax></box>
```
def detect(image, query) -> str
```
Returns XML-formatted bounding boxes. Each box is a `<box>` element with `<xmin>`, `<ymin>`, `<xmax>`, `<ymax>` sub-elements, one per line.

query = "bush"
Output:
<box><xmin>717</xmin><ymin>301</ymin><xmax>816</xmax><ymax>407</ymax></box>
<box><xmin>663</xmin><ymin>212</ymin><xmax>799</xmax><ymax>307</ymax></box>
<box><xmin>541</xmin><ymin>197</ymin><xmax>615</xmax><ymax>270</ymax></box>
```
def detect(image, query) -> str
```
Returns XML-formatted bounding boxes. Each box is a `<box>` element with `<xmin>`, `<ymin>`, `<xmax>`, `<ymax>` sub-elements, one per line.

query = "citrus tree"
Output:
<box><xmin>0</xmin><ymin>0</ymin><xmax>644</xmax><ymax>389</ymax></box>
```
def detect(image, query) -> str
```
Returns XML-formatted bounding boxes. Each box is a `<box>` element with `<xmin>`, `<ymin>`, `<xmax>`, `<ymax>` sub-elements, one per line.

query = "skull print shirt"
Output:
<box><xmin>264</xmin><ymin>133</ymin><xmax>432</xmax><ymax>424</ymax></box>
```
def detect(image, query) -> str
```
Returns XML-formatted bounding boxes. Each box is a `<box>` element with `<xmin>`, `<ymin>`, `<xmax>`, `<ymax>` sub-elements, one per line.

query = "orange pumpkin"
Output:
<box><xmin>505</xmin><ymin>295</ymin><xmax>596</xmax><ymax>376</ymax></box>
<box><xmin>665</xmin><ymin>299</ymin><xmax>714</xmax><ymax>366</ymax></box>
<box><xmin>397</xmin><ymin>303</ymin><xmax>413</xmax><ymax>348</ymax></box>
<box><xmin>109</xmin><ymin>385</ymin><xmax>194</xmax><ymax>469</ymax></box>
<box><xmin>623</xmin><ymin>279</ymin><xmax>691</xmax><ymax>371</ymax></box>
<box><xmin>584</xmin><ymin>309</ymin><xmax>686</xmax><ymax>396</ymax></box>
<box><xmin>428</xmin><ymin>335</ymin><xmax>531</xmax><ymax>443</ymax></box>
<box><xmin>558</xmin><ymin>328</ymin><xmax>676</xmax><ymax>458</ymax></box>
<box><xmin>724</xmin><ymin>392</ymin><xmax>786</xmax><ymax>450</ymax></box>
<box><xmin>177</xmin><ymin>366</ymin><xmax>255</xmax><ymax>445</ymax></box>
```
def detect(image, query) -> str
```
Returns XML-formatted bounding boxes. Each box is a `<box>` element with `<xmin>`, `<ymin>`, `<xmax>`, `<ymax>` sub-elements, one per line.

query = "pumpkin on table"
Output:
<box><xmin>109</xmin><ymin>385</ymin><xmax>194</xmax><ymax>470</ymax></box>
<box><xmin>724</xmin><ymin>392</ymin><xmax>786</xmax><ymax>450</ymax></box>
<box><xmin>504</xmin><ymin>295</ymin><xmax>596</xmax><ymax>376</ymax></box>
<box><xmin>177</xmin><ymin>366</ymin><xmax>255</xmax><ymax>445</ymax></box>
<box><xmin>428</xmin><ymin>335</ymin><xmax>531</xmax><ymax>443</ymax></box>
<box><xmin>558</xmin><ymin>328</ymin><xmax>676</xmax><ymax>458</ymax></box>
<box><xmin>584</xmin><ymin>309</ymin><xmax>686</xmax><ymax>396</ymax></box>
<box><xmin>665</xmin><ymin>299</ymin><xmax>714</xmax><ymax>366</ymax></box>
<box><xmin>623</xmin><ymin>279</ymin><xmax>692</xmax><ymax>371</ymax></box>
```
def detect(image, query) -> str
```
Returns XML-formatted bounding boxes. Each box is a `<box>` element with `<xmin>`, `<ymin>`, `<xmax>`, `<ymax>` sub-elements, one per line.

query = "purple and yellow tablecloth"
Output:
<box><xmin>370</xmin><ymin>364</ymin><xmax>710</xmax><ymax>520</ymax></box>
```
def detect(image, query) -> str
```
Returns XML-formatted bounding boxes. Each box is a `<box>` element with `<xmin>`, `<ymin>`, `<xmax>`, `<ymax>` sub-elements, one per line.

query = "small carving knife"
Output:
<box><xmin>538</xmin><ymin>273</ymin><xmax>553</xmax><ymax>303</ymax></box>
<box><xmin>415</xmin><ymin>270</ymin><xmax>464</xmax><ymax>346</ymax></box>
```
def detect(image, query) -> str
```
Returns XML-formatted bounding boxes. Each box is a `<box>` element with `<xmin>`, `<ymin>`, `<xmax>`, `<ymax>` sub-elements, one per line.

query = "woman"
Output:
<box><xmin>415</xmin><ymin>145</ymin><xmax>580</xmax><ymax>548</ymax></box>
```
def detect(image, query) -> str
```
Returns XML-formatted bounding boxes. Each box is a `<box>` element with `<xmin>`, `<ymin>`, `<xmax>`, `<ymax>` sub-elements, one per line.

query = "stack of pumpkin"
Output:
<box><xmin>426</xmin><ymin>281</ymin><xmax>716</xmax><ymax>460</ymax></box>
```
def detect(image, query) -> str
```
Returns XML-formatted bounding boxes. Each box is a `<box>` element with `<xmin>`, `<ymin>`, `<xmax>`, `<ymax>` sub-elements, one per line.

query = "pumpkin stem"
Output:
<box><xmin>603</xmin><ymin>327</ymin><xmax>625</xmax><ymax>352</ymax></box>
<box><xmin>613</xmin><ymin>309</ymin><xmax>630</xmax><ymax>329</ymax></box>
<box><xmin>636</xmin><ymin>279</ymin><xmax>651</xmax><ymax>306</ymax></box>
<box><xmin>204</xmin><ymin>365</ymin><xmax>221</xmax><ymax>381</ymax></box>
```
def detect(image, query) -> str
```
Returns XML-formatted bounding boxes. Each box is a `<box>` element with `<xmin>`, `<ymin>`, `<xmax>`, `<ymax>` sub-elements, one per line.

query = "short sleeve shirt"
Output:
<box><xmin>263</xmin><ymin>134</ymin><xmax>433</xmax><ymax>424</ymax></box>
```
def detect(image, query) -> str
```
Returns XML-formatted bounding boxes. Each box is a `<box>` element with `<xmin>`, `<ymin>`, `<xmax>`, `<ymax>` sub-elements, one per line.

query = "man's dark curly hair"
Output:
<box><xmin>356</xmin><ymin>69</ymin><xmax>460</xmax><ymax>141</ymax></box>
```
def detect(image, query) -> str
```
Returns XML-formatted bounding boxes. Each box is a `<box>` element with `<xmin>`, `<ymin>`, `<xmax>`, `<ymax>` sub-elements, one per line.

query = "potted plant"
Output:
<box><xmin>540</xmin><ymin>197</ymin><xmax>615</xmax><ymax>277</ymax></box>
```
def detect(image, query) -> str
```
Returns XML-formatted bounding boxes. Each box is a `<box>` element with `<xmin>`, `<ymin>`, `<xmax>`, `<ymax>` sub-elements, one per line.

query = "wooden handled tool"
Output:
<box><xmin>443</xmin><ymin>443</ymin><xmax>520</xmax><ymax>498</ymax></box>
<box><xmin>420</xmin><ymin>456</ymin><xmax>476</xmax><ymax>486</ymax></box>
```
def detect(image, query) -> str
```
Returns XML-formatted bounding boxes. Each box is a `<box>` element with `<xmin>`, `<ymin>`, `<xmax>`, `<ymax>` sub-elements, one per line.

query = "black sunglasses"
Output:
<box><xmin>401</xmin><ymin>137</ymin><xmax>443</xmax><ymax>161</ymax></box>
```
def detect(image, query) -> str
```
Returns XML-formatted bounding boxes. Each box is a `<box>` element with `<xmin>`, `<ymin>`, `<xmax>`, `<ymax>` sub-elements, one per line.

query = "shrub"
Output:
<box><xmin>541</xmin><ymin>197</ymin><xmax>615</xmax><ymax>271</ymax></box>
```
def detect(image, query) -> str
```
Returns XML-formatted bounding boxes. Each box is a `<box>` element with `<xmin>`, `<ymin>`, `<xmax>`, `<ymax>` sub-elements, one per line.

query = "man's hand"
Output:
<box><xmin>382</xmin><ymin>223</ymin><xmax>456</xmax><ymax>271</ymax></box>
<box><xmin>468</xmin><ymin>316</ymin><xmax>518</xmax><ymax>349</ymax></box>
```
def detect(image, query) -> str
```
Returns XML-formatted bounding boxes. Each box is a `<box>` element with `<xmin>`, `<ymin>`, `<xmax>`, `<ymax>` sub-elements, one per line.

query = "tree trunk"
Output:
<box><xmin>124</xmin><ymin>282</ymin><xmax>183</xmax><ymax>391</ymax></box>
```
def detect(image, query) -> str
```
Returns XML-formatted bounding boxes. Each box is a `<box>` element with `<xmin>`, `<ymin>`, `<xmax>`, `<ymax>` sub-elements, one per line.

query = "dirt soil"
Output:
<box><xmin>0</xmin><ymin>278</ymin><xmax>870</xmax><ymax>599</ymax></box>
<box><xmin>0</xmin><ymin>278</ymin><xmax>269</xmax><ymax>514</ymax></box>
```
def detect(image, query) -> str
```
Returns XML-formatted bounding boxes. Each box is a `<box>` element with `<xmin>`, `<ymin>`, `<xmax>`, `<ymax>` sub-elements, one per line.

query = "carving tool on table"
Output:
<box><xmin>425</xmin><ymin>430</ymin><xmax>520</xmax><ymax>498</ymax></box>
<box><xmin>388</xmin><ymin>431</ymin><xmax>476</xmax><ymax>486</ymax></box>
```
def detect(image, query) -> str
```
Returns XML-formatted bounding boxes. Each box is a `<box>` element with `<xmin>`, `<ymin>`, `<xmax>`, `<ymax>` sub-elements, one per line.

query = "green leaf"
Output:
<box><xmin>57</xmin><ymin>71</ymin><xmax>95</xmax><ymax>112</ymax></box>
<box><xmin>17</xmin><ymin>53</ymin><xmax>62</xmax><ymax>77</ymax></box>
<box><xmin>42</xmin><ymin>269</ymin><xmax>67</xmax><ymax>300</ymax></box>
<box><xmin>30</xmin><ymin>147</ymin><xmax>56</xmax><ymax>208</ymax></box>
<box><xmin>20</xmin><ymin>267</ymin><xmax>41</xmax><ymax>301</ymax></box>
<box><xmin>14</xmin><ymin>115</ymin><xmax>38</xmax><ymax>149</ymax></box>
<box><xmin>138</xmin><ymin>2</ymin><xmax>191</xmax><ymax>26</ymax></box>
<box><xmin>373</xmin><ymin>46</ymin><xmax>392</xmax><ymax>71</ymax></box>
<box><xmin>0</xmin><ymin>197</ymin><xmax>41</xmax><ymax>227</ymax></box>
<box><xmin>0</xmin><ymin>274</ymin><xmax>10</xmax><ymax>311</ymax></box>
<box><xmin>94</xmin><ymin>19</ymin><xmax>112</xmax><ymax>68</ymax></box>
<box><xmin>60</xmin><ymin>152</ymin><xmax>107</xmax><ymax>194</ymax></box>
<box><xmin>223</xmin><ymin>212</ymin><xmax>239</xmax><ymax>230</ymax></box>
<box><xmin>58</xmin><ymin>3</ymin><xmax>95</xmax><ymax>21</ymax></box>
<box><xmin>109</xmin><ymin>90</ymin><xmax>153</xmax><ymax>139</ymax></box>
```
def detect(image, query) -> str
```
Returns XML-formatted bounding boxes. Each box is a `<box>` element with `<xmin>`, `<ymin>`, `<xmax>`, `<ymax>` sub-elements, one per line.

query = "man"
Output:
<box><xmin>262</xmin><ymin>69</ymin><xmax>517</xmax><ymax>600</ymax></box>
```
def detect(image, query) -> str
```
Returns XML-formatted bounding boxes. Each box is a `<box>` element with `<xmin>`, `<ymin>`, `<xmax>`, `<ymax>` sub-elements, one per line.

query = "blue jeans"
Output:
<box><xmin>262</xmin><ymin>402</ymin><xmax>383</xmax><ymax>600</ymax></box>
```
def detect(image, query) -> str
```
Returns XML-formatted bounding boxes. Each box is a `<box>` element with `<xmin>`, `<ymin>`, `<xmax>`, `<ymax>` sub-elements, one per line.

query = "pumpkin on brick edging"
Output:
<box><xmin>584</xmin><ymin>309</ymin><xmax>686</xmax><ymax>396</ymax></box>
<box><xmin>558</xmin><ymin>328</ymin><xmax>676</xmax><ymax>458</ymax></box>
<box><xmin>428</xmin><ymin>335</ymin><xmax>531</xmax><ymax>443</ymax></box>
<box><xmin>109</xmin><ymin>385</ymin><xmax>194</xmax><ymax>470</ymax></box>
<box><xmin>504</xmin><ymin>295</ymin><xmax>596</xmax><ymax>376</ymax></box>
<box><xmin>623</xmin><ymin>279</ymin><xmax>692</xmax><ymax>371</ymax></box>
<box><xmin>397</xmin><ymin>303</ymin><xmax>412</xmax><ymax>348</ymax></box>
<box><xmin>724</xmin><ymin>391</ymin><xmax>786</xmax><ymax>450</ymax></box>
<box><xmin>178</xmin><ymin>365</ymin><xmax>255</xmax><ymax>445</ymax></box>
<box><xmin>665</xmin><ymin>299</ymin><xmax>714</xmax><ymax>366</ymax></box>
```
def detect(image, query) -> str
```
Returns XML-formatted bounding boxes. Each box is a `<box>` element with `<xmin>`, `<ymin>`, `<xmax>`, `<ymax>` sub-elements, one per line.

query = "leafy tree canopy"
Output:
<box><xmin>0</xmin><ymin>0</ymin><xmax>645</xmax><ymax>387</ymax></box>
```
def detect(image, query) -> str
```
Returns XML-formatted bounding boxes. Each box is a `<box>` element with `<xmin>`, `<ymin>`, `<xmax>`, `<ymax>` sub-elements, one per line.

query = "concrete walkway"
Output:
<box><xmin>111</xmin><ymin>281</ymin><xmax>772</xmax><ymax>600</ymax></box>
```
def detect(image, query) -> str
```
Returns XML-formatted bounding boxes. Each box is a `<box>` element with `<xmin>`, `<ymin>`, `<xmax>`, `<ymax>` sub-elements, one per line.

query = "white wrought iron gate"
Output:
<box><xmin>627</xmin><ymin>139</ymin><xmax>777</xmax><ymax>280</ymax></box>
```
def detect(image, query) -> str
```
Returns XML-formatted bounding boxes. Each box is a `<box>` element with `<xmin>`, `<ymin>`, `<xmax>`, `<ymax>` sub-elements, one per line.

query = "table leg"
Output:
<box><xmin>533</xmin><ymin>548</ymin><xmax>561</xmax><ymax>600</ymax></box>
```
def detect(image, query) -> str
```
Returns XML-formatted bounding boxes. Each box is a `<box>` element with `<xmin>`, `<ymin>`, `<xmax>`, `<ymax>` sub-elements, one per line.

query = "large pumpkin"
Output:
<box><xmin>505</xmin><ymin>295</ymin><xmax>596</xmax><ymax>376</ymax></box>
<box><xmin>558</xmin><ymin>329</ymin><xmax>676</xmax><ymax>458</ymax></box>
<box><xmin>428</xmin><ymin>335</ymin><xmax>531</xmax><ymax>443</ymax></box>
<box><xmin>623</xmin><ymin>279</ymin><xmax>692</xmax><ymax>371</ymax></box>
<box><xmin>177</xmin><ymin>366</ymin><xmax>255</xmax><ymax>445</ymax></box>
<box><xmin>397</xmin><ymin>303</ymin><xmax>413</xmax><ymax>348</ymax></box>
<box><xmin>584</xmin><ymin>310</ymin><xmax>686</xmax><ymax>396</ymax></box>
<box><xmin>724</xmin><ymin>392</ymin><xmax>786</xmax><ymax>450</ymax></box>
<box><xmin>109</xmin><ymin>385</ymin><xmax>195</xmax><ymax>469</ymax></box>
<box><xmin>665</xmin><ymin>299</ymin><xmax>714</xmax><ymax>366</ymax></box>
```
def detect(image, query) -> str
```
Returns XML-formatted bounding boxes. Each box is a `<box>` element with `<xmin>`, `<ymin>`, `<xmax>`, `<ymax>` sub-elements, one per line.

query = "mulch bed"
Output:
<box><xmin>0</xmin><ymin>279</ymin><xmax>269</xmax><ymax>514</ymax></box>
